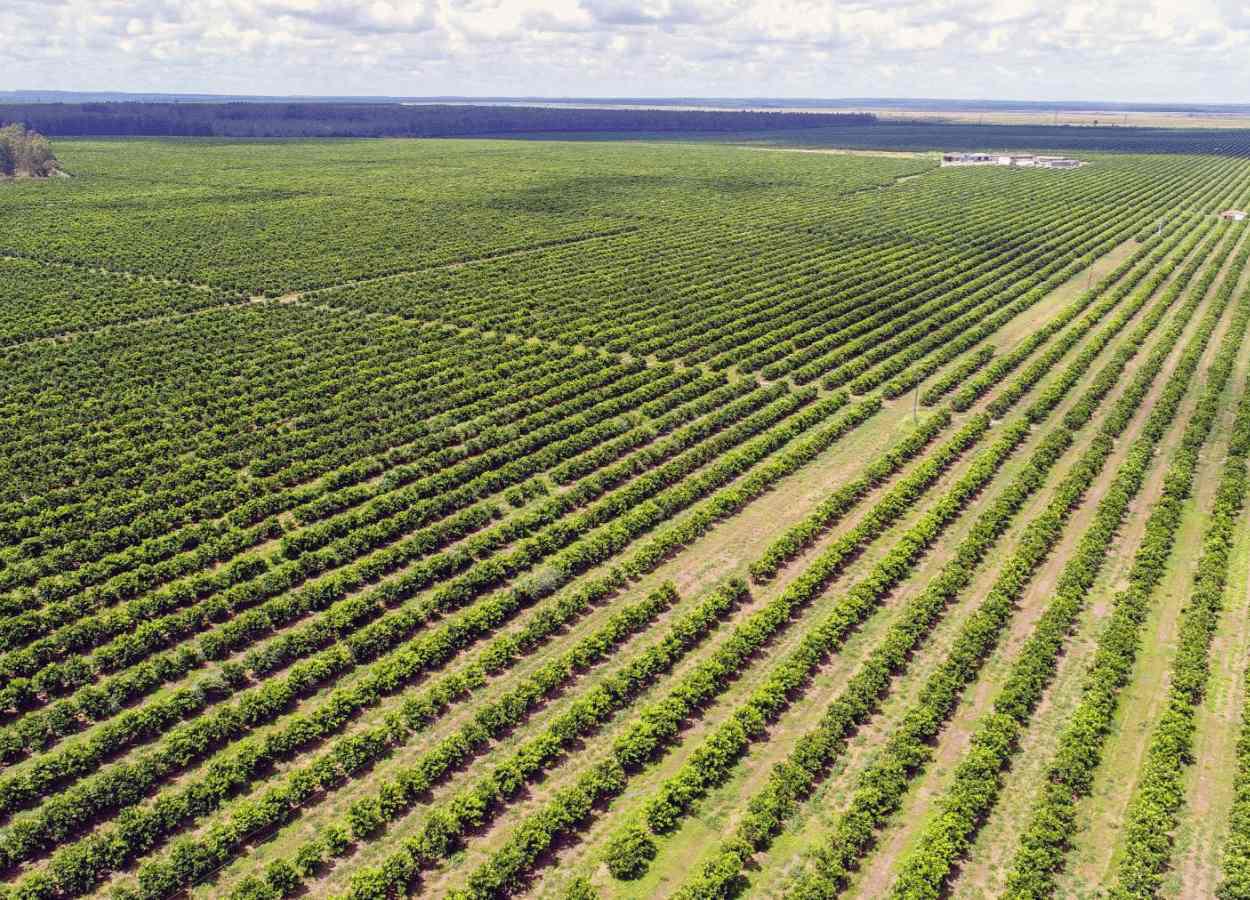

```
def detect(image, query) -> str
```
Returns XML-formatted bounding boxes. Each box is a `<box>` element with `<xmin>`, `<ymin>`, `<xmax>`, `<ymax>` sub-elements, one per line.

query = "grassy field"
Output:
<box><xmin>3</xmin><ymin>133</ymin><xmax>1250</xmax><ymax>900</ymax></box>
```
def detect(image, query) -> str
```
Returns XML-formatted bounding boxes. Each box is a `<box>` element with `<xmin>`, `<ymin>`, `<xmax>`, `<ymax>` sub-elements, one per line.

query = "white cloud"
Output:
<box><xmin>2</xmin><ymin>0</ymin><xmax>1249</xmax><ymax>101</ymax></box>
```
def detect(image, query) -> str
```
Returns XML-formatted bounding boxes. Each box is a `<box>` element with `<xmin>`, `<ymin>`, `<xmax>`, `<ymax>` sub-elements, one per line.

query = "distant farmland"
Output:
<box><xmin>3</xmin><ymin>133</ymin><xmax>1250</xmax><ymax>900</ymax></box>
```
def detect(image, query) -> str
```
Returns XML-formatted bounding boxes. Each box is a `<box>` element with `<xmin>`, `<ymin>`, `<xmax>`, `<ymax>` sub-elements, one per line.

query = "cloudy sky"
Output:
<box><xmin>4</xmin><ymin>0</ymin><xmax>1249</xmax><ymax>103</ymax></box>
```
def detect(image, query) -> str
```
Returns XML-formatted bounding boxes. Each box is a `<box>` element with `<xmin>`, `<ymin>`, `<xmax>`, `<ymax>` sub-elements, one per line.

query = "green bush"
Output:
<box><xmin>604</xmin><ymin>823</ymin><xmax>657</xmax><ymax>881</ymax></box>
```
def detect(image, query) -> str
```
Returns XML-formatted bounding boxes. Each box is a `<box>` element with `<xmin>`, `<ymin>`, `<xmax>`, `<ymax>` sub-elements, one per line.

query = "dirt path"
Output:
<box><xmin>697</xmin><ymin>431</ymin><xmax>1102</xmax><ymax>900</ymax></box>
<box><xmin>992</xmin><ymin>237</ymin><xmax>1141</xmax><ymax>351</ymax></box>
<box><xmin>845</xmin><ymin>383</ymin><xmax>1183</xmax><ymax>899</ymax></box>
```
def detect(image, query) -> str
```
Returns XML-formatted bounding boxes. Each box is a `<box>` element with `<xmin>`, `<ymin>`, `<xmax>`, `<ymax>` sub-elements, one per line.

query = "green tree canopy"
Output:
<box><xmin>0</xmin><ymin>124</ymin><xmax>57</xmax><ymax>177</ymax></box>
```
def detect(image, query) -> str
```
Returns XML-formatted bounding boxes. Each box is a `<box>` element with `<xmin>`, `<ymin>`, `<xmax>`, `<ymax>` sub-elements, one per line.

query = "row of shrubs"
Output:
<box><xmin>3</xmin><ymin>383</ymin><xmax>880</xmax><ymax>900</ymax></box>
<box><xmin>667</xmin><ymin>200</ymin><xmax>1220</xmax><ymax>900</ymax></box>
<box><xmin>721</xmin><ymin>189</ymin><xmax>1027</xmax><ymax>375</ymax></box>
<box><xmin>864</xmin><ymin>208</ymin><xmax>1151</xmax><ymax>398</ymax></box>
<box><xmin>1013</xmin><ymin>219</ymin><xmax>1229</xmax><ymax>427</ymax></box>
<box><xmin>760</xmin><ymin>211</ymin><xmax>1044</xmax><ymax>382</ymax></box>
<box><xmin>1114</xmin><ymin>336</ymin><xmax>1250</xmax><ymax>892</ymax></box>
<box><xmin>882</xmin><ymin>232</ymin><xmax>1240</xmax><ymax>900</ymax></box>
<box><xmin>231</xmin><ymin>579</ymin><xmax>747</xmax><ymax>900</ymax></box>
<box><xmin>0</xmin><ymin>364</ymin><xmax>698</xmax><ymax>692</ymax></box>
<box><xmin>0</xmin><ymin>380</ymin><xmax>784</xmax><ymax>756</ymax></box>
<box><xmin>2</xmin><ymin>352</ymin><xmax>654</xmax><ymax>623</ymax></box>
<box><xmin>277</xmin><ymin>396</ymin><xmax>895</xmax><ymax>899</ymax></box>
<box><xmin>1218</xmin><ymin>381</ymin><xmax>1250</xmax><ymax>899</ymax></box>
<box><xmin>748</xmin><ymin>409</ymin><xmax>955</xmax><ymax>583</ymax></box>
<box><xmin>0</xmin><ymin>378</ymin><xmax>768</xmax><ymax>761</ymax></box>
<box><xmin>677</xmin><ymin>421</ymin><xmax>1072</xmax><ymax>898</ymax></box>
<box><xmin>949</xmin><ymin>218</ymin><xmax>1200</xmax><ymax>413</ymax></box>
<box><xmin>1002</xmin><ymin>225</ymin><xmax>1250</xmax><ymax>899</ymax></box>
<box><xmin>891</xmin><ymin>189</ymin><xmax>1212</xmax><ymax>404</ymax></box>
<box><xmin>120</xmin><ymin>580</ymin><xmax>738</xmax><ymax>900</ymax></box>
<box><xmin>801</xmin><ymin>181</ymin><xmax>1153</xmax><ymax>392</ymax></box>
<box><xmin>452</xmin><ymin>412</ymin><xmax>1033</xmax><ymax>897</ymax></box>
<box><xmin>630</xmin><ymin>419</ymin><xmax>1027</xmax><ymax>857</ymax></box>
<box><xmin>748</xmin><ymin>222</ymin><xmax>1202</xmax><ymax>591</ymax></box>
<box><xmin>919</xmin><ymin>345</ymin><xmax>995</xmax><ymax>407</ymax></box>
<box><xmin>0</xmin><ymin>387</ymin><xmax>823</xmax><ymax>877</ymax></box>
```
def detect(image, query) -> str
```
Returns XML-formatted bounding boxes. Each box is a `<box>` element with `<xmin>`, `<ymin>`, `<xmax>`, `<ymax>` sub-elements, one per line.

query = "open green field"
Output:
<box><xmin>4</xmin><ymin>134</ymin><xmax>1250</xmax><ymax>900</ymax></box>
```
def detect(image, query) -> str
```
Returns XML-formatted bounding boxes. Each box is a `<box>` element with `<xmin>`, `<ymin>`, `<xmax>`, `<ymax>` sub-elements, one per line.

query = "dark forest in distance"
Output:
<box><xmin>0</xmin><ymin>103</ymin><xmax>875</xmax><ymax>138</ymax></box>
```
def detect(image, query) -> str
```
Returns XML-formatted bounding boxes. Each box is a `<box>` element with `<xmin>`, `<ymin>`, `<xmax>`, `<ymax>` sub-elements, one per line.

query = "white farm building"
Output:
<box><xmin>941</xmin><ymin>152</ymin><xmax>1082</xmax><ymax>170</ymax></box>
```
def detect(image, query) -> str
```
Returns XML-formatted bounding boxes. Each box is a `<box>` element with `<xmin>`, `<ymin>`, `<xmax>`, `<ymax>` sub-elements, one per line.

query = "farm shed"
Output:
<box><xmin>940</xmin><ymin>151</ymin><xmax>1082</xmax><ymax>169</ymax></box>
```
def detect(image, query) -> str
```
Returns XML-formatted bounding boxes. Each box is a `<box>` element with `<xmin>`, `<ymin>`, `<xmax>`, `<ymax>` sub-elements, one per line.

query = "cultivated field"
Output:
<box><xmin>3</xmin><ymin>134</ymin><xmax>1250</xmax><ymax>900</ymax></box>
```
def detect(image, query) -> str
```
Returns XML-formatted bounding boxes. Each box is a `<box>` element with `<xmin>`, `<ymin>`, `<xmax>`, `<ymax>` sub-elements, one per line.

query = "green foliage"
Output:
<box><xmin>882</xmin><ymin>222</ymin><xmax>1244</xmax><ymax>900</ymax></box>
<box><xmin>562</xmin><ymin>877</ymin><xmax>598</xmax><ymax>900</ymax></box>
<box><xmin>918</xmin><ymin>345</ymin><xmax>994</xmax><ymax>407</ymax></box>
<box><xmin>672</xmin><ymin>178</ymin><xmax>1229</xmax><ymax>900</ymax></box>
<box><xmin>636</xmin><ymin>414</ymin><xmax>1026</xmax><ymax>858</ymax></box>
<box><xmin>1003</xmin><ymin>226</ymin><xmax>1250</xmax><ymax>899</ymax></box>
<box><xmin>604</xmin><ymin>822</ymin><xmax>658</xmax><ymax>880</ymax></box>
<box><xmin>264</xmin><ymin>859</ymin><xmax>300</xmax><ymax>897</ymax></box>
<box><xmin>3</xmin><ymin>138</ymin><xmax>1248</xmax><ymax>900</ymax></box>
<box><xmin>0</xmin><ymin>124</ymin><xmax>56</xmax><ymax>177</ymax></box>
<box><xmin>231</xmin><ymin>876</ymin><xmax>280</xmax><ymax>900</ymax></box>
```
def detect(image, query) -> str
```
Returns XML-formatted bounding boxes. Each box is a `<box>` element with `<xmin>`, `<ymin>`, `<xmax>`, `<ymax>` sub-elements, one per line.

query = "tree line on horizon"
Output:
<box><xmin>0</xmin><ymin>102</ymin><xmax>876</xmax><ymax>139</ymax></box>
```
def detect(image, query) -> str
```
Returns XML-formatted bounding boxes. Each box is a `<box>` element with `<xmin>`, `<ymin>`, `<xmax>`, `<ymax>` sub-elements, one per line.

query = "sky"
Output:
<box><xmin>4</xmin><ymin>0</ymin><xmax>1249</xmax><ymax>103</ymax></box>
